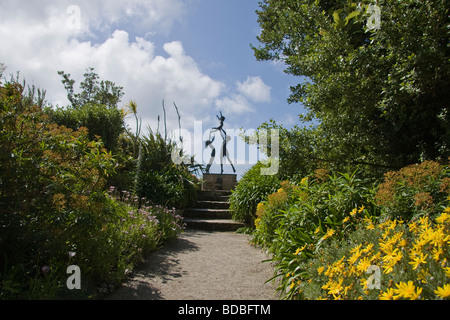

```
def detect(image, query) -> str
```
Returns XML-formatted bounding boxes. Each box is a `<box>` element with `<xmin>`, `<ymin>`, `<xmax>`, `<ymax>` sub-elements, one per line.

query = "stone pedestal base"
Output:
<box><xmin>202</xmin><ymin>174</ymin><xmax>237</xmax><ymax>191</ymax></box>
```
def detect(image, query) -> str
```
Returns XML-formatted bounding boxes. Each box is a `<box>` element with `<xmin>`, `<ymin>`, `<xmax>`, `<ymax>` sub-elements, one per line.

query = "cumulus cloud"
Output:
<box><xmin>214</xmin><ymin>76</ymin><xmax>272</xmax><ymax>115</ymax></box>
<box><xmin>0</xmin><ymin>0</ymin><xmax>269</xmax><ymax>136</ymax></box>
<box><xmin>237</xmin><ymin>76</ymin><xmax>271</xmax><ymax>103</ymax></box>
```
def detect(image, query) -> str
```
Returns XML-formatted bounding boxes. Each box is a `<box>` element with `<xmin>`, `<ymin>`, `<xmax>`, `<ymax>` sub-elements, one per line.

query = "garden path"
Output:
<box><xmin>105</xmin><ymin>230</ymin><xmax>277</xmax><ymax>300</ymax></box>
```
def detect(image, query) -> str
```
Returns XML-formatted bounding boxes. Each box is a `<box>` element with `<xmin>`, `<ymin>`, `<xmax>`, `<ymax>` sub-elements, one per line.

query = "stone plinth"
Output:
<box><xmin>202</xmin><ymin>174</ymin><xmax>237</xmax><ymax>191</ymax></box>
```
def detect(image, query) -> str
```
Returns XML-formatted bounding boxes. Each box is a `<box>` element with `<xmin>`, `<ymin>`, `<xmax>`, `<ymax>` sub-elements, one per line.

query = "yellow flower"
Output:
<box><xmin>434</xmin><ymin>284</ymin><xmax>450</xmax><ymax>299</ymax></box>
<box><xmin>350</xmin><ymin>244</ymin><xmax>362</xmax><ymax>254</ymax></box>
<box><xmin>348</xmin><ymin>250</ymin><xmax>362</xmax><ymax>265</ymax></box>
<box><xmin>417</xmin><ymin>268</ymin><xmax>430</xmax><ymax>284</ymax></box>
<box><xmin>294</xmin><ymin>244</ymin><xmax>307</xmax><ymax>255</ymax></box>
<box><xmin>317</xmin><ymin>266</ymin><xmax>325</xmax><ymax>275</ymax></box>
<box><xmin>444</xmin><ymin>267</ymin><xmax>450</xmax><ymax>278</ymax></box>
<box><xmin>350</xmin><ymin>208</ymin><xmax>358</xmax><ymax>216</ymax></box>
<box><xmin>314</xmin><ymin>226</ymin><xmax>321</xmax><ymax>234</ymax></box>
<box><xmin>356</xmin><ymin>257</ymin><xmax>371</xmax><ymax>273</ymax></box>
<box><xmin>363</xmin><ymin>216</ymin><xmax>375</xmax><ymax>230</ymax></box>
<box><xmin>393</xmin><ymin>281</ymin><xmax>422</xmax><ymax>300</ymax></box>
<box><xmin>366</xmin><ymin>223</ymin><xmax>375</xmax><ymax>230</ymax></box>
<box><xmin>327</xmin><ymin>278</ymin><xmax>344</xmax><ymax>295</ymax></box>
<box><xmin>342</xmin><ymin>216</ymin><xmax>350</xmax><ymax>223</ymax></box>
<box><xmin>436</xmin><ymin>210</ymin><xmax>450</xmax><ymax>224</ymax></box>
<box><xmin>323</xmin><ymin>228</ymin><xmax>335</xmax><ymax>240</ymax></box>
<box><xmin>362</xmin><ymin>243</ymin><xmax>374</xmax><ymax>254</ymax></box>
<box><xmin>379</xmin><ymin>288</ymin><xmax>396</xmax><ymax>300</ymax></box>
<box><xmin>256</xmin><ymin>202</ymin><xmax>265</xmax><ymax>218</ymax></box>
<box><xmin>399</xmin><ymin>239</ymin><xmax>408</xmax><ymax>247</ymax></box>
<box><xmin>432</xmin><ymin>247</ymin><xmax>443</xmax><ymax>262</ymax></box>
<box><xmin>409</xmin><ymin>252</ymin><xmax>428</xmax><ymax>270</ymax></box>
<box><xmin>382</xmin><ymin>249</ymin><xmax>403</xmax><ymax>274</ymax></box>
<box><xmin>387</xmin><ymin>219</ymin><xmax>397</xmax><ymax>231</ymax></box>
<box><xmin>409</xmin><ymin>221</ymin><xmax>418</xmax><ymax>233</ymax></box>
<box><xmin>358</xmin><ymin>205</ymin><xmax>365</xmax><ymax>213</ymax></box>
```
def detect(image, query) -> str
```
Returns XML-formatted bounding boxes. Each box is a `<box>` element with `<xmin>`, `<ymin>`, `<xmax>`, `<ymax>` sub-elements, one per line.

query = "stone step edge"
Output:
<box><xmin>183</xmin><ymin>208</ymin><xmax>232</xmax><ymax>219</ymax></box>
<box><xmin>183</xmin><ymin>219</ymin><xmax>245</xmax><ymax>231</ymax></box>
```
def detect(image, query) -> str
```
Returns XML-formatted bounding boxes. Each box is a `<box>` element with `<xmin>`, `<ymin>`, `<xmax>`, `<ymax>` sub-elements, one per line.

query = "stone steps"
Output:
<box><xmin>183</xmin><ymin>189</ymin><xmax>244</xmax><ymax>231</ymax></box>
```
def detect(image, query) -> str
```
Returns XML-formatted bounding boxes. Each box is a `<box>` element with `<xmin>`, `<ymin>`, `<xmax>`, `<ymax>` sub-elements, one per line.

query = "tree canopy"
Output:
<box><xmin>58</xmin><ymin>67</ymin><xmax>124</xmax><ymax>109</ymax></box>
<box><xmin>253</xmin><ymin>0</ymin><xmax>450</xmax><ymax>170</ymax></box>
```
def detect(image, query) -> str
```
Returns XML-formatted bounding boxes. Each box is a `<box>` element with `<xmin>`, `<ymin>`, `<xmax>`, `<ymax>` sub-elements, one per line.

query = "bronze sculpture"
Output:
<box><xmin>205</xmin><ymin>111</ymin><xmax>236</xmax><ymax>174</ymax></box>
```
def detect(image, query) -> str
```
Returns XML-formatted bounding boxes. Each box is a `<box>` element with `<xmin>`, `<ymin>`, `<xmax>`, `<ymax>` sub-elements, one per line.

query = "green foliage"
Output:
<box><xmin>0</xmin><ymin>78</ymin><xmax>184</xmax><ymax>299</ymax></box>
<box><xmin>137</xmin><ymin>165</ymin><xmax>199</xmax><ymax>209</ymax></box>
<box><xmin>253</xmin><ymin>0</ymin><xmax>450</xmax><ymax>169</ymax></box>
<box><xmin>46</xmin><ymin>103</ymin><xmax>125</xmax><ymax>151</ymax></box>
<box><xmin>375</xmin><ymin>160</ymin><xmax>450</xmax><ymax>221</ymax></box>
<box><xmin>229</xmin><ymin>162</ymin><xmax>280</xmax><ymax>224</ymax></box>
<box><xmin>249</xmin><ymin>160</ymin><xmax>450</xmax><ymax>299</ymax></box>
<box><xmin>127</xmin><ymin>101</ymin><xmax>200</xmax><ymax>209</ymax></box>
<box><xmin>58</xmin><ymin>67</ymin><xmax>124</xmax><ymax>109</ymax></box>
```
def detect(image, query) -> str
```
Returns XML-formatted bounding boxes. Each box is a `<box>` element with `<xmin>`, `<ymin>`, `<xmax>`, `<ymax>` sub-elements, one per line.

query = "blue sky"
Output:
<box><xmin>0</xmin><ymin>0</ymin><xmax>306</xmax><ymax>177</ymax></box>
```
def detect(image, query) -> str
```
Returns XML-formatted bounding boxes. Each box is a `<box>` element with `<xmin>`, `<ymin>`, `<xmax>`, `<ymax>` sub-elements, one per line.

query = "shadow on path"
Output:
<box><xmin>106</xmin><ymin>230</ymin><xmax>276</xmax><ymax>300</ymax></box>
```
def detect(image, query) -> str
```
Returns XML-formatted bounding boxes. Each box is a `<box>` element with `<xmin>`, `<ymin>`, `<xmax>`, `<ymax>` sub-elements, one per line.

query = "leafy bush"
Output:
<box><xmin>0</xmin><ymin>79</ymin><xmax>184</xmax><ymax>299</ymax></box>
<box><xmin>252</xmin><ymin>169</ymin><xmax>376</xmax><ymax>252</ymax></box>
<box><xmin>375</xmin><ymin>160</ymin><xmax>450</xmax><ymax>220</ymax></box>
<box><xmin>137</xmin><ymin>166</ymin><xmax>198</xmax><ymax>209</ymax></box>
<box><xmin>229</xmin><ymin>161</ymin><xmax>280</xmax><ymax>224</ymax></box>
<box><xmin>46</xmin><ymin>103</ymin><xmax>125</xmax><ymax>151</ymax></box>
<box><xmin>251</xmin><ymin>161</ymin><xmax>450</xmax><ymax>300</ymax></box>
<box><xmin>293</xmin><ymin>208</ymin><xmax>450</xmax><ymax>300</ymax></box>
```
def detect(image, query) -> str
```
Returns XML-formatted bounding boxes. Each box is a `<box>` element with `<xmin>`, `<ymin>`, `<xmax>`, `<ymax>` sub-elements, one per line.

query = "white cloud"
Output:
<box><xmin>214</xmin><ymin>94</ymin><xmax>255</xmax><ymax>115</ymax></box>
<box><xmin>0</xmin><ymin>0</ymin><xmax>269</xmax><ymax>138</ymax></box>
<box><xmin>237</xmin><ymin>76</ymin><xmax>271</xmax><ymax>103</ymax></box>
<box><xmin>214</xmin><ymin>76</ymin><xmax>272</xmax><ymax>115</ymax></box>
<box><xmin>0</xmin><ymin>0</ymin><xmax>224</xmax><ymax>133</ymax></box>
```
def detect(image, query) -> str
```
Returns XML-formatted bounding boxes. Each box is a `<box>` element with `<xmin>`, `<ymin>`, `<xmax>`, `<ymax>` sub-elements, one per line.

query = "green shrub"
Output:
<box><xmin>375</xmin><ymin>160</ymin><xmax>450</xmax><ymax>220</ymax></box>
<box><xmin>46</xmin><ymin>103</ymin><xmax>125</xmax><ymax>151</ymax></box>
<box><xmin>252</xmin><ymin>161</ymin><xmax>450</xmax><ymax>300</ymax></box>
<box><xmin>0</xmin><ymin>80</ymin><xmax>184</xmax><ymax>299</ymax></box>
<box><xmin>229</xmin><ymin>161</ymin><xmax>280</xmax><ymax>224</ymax></box>
<box><xmin>252</xmin><ymin>169</ymin><xmax>376</xmax><ymax>253</ymax></box>
<box><xmin>292</xmin><ymin>208</ymin><xmax>450</xmax><ymax>300</ymax></box>
<box><xmin>137</xmin><ymin>165</ymin><xmax>199</xmax><ymax>209</ymax></box>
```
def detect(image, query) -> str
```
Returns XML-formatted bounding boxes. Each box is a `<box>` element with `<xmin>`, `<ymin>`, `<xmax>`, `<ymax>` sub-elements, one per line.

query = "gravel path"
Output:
<box><xmin>105</xmin><ymin>230</ymin><xmax>277</xmax><ymax>300</ymax></box>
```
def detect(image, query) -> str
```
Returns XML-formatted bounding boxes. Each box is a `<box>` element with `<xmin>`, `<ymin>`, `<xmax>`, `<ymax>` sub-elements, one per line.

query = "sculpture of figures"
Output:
<box><xmin>205</xmin><ymin>111</ymin><xmax>236</xmax><ymax>174</ymax></box>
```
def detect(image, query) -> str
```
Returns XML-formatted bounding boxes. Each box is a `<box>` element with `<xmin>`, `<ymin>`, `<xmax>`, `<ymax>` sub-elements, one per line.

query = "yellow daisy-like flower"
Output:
<box><xmin>342</xmin><ymin>216</ymin><xmax>350</xmax><ymax>223</ymax></box>
<box><xmin>436</xmin><ymin>210</ymin><xmax>450</xmax><ymax>224</ymax></box>
<box><xmin>444</xmin><ymin>267</ymin><xmax>450</xmax><ymax>278</ymax></box>
<box><xmin>362</xmin><ymin>243</ymin><xmax>374</xmax><ymax>253</ymax></box>
<box><xmin>294</xmin><ymin>244</ymin><xmax>307</xmax><ymax>255</ymax></box>
<box><xmin>323</xmin><ymin>228</ymin><xmax>335</xmax><ymax>240</ymax></box>
<box><xmin>379</xmin><ymin>288</ymin><xmax>396</xmax><ymax>300</ymax></box>
<box><xmin>434</xmin><ymin>284</ymin><xmax>450</xmax><ymax>299</ymax></box>
<box><xmin>356</xmin><ymin>257</ymin><xmax>371</xmax><ymax>273</ymax></box>
<box><xmin>317</xmin><ymin>266</ymin><xmax>325</xmax><ymax>275</ymax></box>
<box><xmin>409</xmin><ymin>252</ymin><xmax>428</xmax><ymax>270</ymax></box>
<box><xmin>393</xmin><ymin>281</ymin><xmax>422</xmax><ymax>300</ymax></box>
<box><xmin>409</xmin><ymin>221</ymin><xmax>418</xmax><ymax>233</ymax></box>
<box><xmin>350</xmin><ymin>208</ymin><xmax>358</xmax><ymax>216</ymax></box>
<box><xmin>432</xmin><ymin>247</ymin><xmax>443</xmax><ymax>262</ymax></box>
<box><xmin>366</xmin><ymin>222</ymin><xmax>375</xmax><ymax>230</ymax></box>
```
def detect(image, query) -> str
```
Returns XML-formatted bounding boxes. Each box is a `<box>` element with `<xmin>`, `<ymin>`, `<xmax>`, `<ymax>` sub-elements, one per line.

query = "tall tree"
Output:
<box><xmin>58</xmin><ymin>67</ymin><xmax>124</xmax><ymax>109</ymax></box>
<box><xmin>253</xmin><ymin>0</ymin><xmax>450</xmax><ymax>169</ymax></box>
